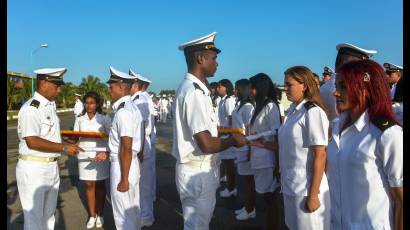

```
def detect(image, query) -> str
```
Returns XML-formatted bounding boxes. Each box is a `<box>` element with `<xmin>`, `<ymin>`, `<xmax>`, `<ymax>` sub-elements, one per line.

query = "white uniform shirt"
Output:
<box><xmin>218</xmin><ymin>95</ymin><xmax>236</xmax><ymax>128</ymax></box>
<box><xmin>278</xmin><ymin>99</ymin><xmax>329</xmax><ymax>196</ymax></box>
<box><xmin>172</xmin><ymin>73</ymin><xmax>218</xmax><ymax>164</ymax></box>
<box><xmin>319</xmin><ymin>73</ymin><xmax>338</xmax><ymax>121</ymax></box>
<box><xmin>250</xmin><ymin>101</ymin><xmax>281</xmax><ymax>169</ymax></box>
<box><xmin>73</xmin><ymin>99</ymin><xmax>84</xmax><ymax>117</ymax></box>
<box><xmin>73</xmin><ymin>113</ymin><xmax>111</xmax><ymax>158</ymax></box>
<box><xmin>159</xmin><ymin>98</ymin><xmax>169</xmax><ymax>113</ymax></box>
<box><xmin>392</xmin><ymin>102</ymin><xmax>403</xmax><ymax>125</ymax></box>
<box><xmin>232</xmin><ymin>102</ymin><xmax>254</xmax><ymax>154</ymax></box>
<box><xmin>142</xmin><ymin>91</ymin><xmax>157</xmax><ymax>144</ymax></box>
<box><xmin>131</xmin><ymin>92</ymin><xmax>152</xmax><ymax>158</ymax></box>
<box><xmin>18</xmin><ymin>92</ymin><xmax>62</xmax><ymax>157</ymax></box>
<box><xmin>108</xmin><ymin>95</ymin><xmax>143</xmax><ymax>158</ymax></box>
<box><xmin>390</xmin><ymin>83</ymin><xmax>397</xmax><ymax>100</ymax></box>
<box><xmin>326</xmin><ymin>110</ymin><xmax>402</xmax><ymax>229</ymax></box>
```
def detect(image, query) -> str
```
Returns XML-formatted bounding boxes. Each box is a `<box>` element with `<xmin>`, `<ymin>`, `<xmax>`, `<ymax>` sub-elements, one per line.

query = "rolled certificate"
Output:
<box><xmin>218</xmin><ymin>128</ymin><xmax>244</xmax><ymax>134</ymax></box>
<box><xmin>77</xmin><ymin>147</ymin><xmax>109</xmax><ymax>159</ymax></box>
<box><xmin>61</xmin><ymin>130</ymin><xmax>108</xmax><ymax>138</ymax></box>
<box><xmin>80</xmin><ymin>147</ymin><xmax>109</xmax><ymax>152</ymax></box>
<box><xmin>246</xmin><ymin>130</ymin><xmax>274</xmax><ymax>141</ymax></box>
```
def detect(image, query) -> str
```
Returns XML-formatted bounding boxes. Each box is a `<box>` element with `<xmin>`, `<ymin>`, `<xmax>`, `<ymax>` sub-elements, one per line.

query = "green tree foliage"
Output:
<box><xmin>7</xmin><ymin>78</ymin><xmax>33</xmax><ymax>110</ymax></box>
<box><xmin>78</xmin><ymin>75</ymin><xmax>109</xmax><ymax>101</ymax></box>
<box><xmin>158</xmin><ymin>89</ymin><xmax>175</xmax><ymax>96</ymax></box>
<box><xmin>56</xmin><ymin>82</ymin><xmax>77</xmax><ymax>108</ymax></box>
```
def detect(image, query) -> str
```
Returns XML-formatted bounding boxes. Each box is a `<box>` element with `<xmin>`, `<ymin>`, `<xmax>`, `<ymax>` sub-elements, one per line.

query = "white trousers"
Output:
<box><xmin>283</xmin><ymin>192</ymin><xmax>331</xmax><ymax>230</ymax></box>
<box><xmin>175</xmin><ymin>163</ymin><xmax>219</xmax><ymax>230</ymax></box>
<box><xmin>110</xmin><ymin>158</ymin><xmax>141</xmax><ymax>230</ymax></box>
<box><xmin>139</xmin><ymin>155</ymin><xmax>155</xmax><ymax>222</ymax></box>
<box><xmin>16</xmin><ymin>159</ymin><xmax>60</xmax><ymax>230</ymax></box>
<box><xmin>151</xmin><ymin>144</ymin><xmax>157</xmax><ymax>201</ymax></box>
<box><xmin>160</xmin><ymin>111</ymin><xmax>167</xmax><ymax>123</ymax></box>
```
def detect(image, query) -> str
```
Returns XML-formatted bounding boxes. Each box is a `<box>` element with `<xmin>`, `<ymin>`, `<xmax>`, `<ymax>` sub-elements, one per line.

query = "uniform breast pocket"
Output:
<box><xmin>40</xmin><ymin>120</ymin><xmax>54</xmax><ymax>136</ymax></box>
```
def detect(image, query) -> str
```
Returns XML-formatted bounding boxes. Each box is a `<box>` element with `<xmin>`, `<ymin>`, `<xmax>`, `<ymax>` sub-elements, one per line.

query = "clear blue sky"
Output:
<box><xmin>8</xmin><ymin>0</ymin><xmax>403</xmax><ymax>93</ymax></box>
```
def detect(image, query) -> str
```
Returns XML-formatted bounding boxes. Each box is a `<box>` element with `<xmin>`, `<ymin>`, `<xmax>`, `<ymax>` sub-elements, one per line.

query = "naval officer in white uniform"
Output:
<box><xmin>16</xmin><ymin>68</ymin><xmax>83</xmax><ymax>230</ymax></box>
<box><xmin>107</xmin><ymin>66</ymin><xmax>144</xmax><ymax>230</ymax></box>
<box><xmin>129</xmin><ymin>69</ymin><xmax>156</xmax><ymax>227</ymax></box>
<box><xmin>173</xmin><ymin>32</ymin><xmax>247</xmax><ymax>230</ymax></box>
<box><xmin>73</xmin><ymin>93</ymin><xmax>84</xmax><ymax>117</ymax></box>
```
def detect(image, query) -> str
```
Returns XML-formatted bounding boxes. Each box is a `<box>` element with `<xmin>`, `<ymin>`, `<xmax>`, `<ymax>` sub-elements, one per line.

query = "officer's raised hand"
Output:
<box><xmin>117</xmin><ymin>180</ymin><xmax>129</xmax><ymax>192</ymax></box>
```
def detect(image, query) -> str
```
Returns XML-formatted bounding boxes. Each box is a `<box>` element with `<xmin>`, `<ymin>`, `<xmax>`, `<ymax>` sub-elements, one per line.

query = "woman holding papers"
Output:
<box><xmin>278</xmin><ymin>66</ymin><xmax>330</xmax><ymax>230</ymax></box>
<box><xmin>231</xmin><ymin>79</ymin><xmax>256</xmax><ymax>220</ymax></box>
<box><xmin>67</xmin><ymin>91</ymin><xmax>112</xmax><ymax>229</ymax></box>
<box><xmin>248</xmin><ymin>73</ymin><xmax>282</xmax><ymax>229</ymax></box>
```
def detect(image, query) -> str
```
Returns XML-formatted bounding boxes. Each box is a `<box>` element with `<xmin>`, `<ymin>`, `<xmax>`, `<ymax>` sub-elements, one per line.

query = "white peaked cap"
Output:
<box><xmin>129</xmin><ymin>69</ymin><xmax>152</xmax><ymax>83</ymax></box>
<box><xmin>336</xmin><ymin>43</ymin><xmax>377</xmax><ymax>58</ymax></box>
<box><xmin>178</xmin><ymin>32</ymin><xmax>221</xmax><ymax>55</ymax></box>
<box><xmin>323</xmin><ymin>66</ymin><xmax>335</xmax><ymax>74</ymax></box>
<box><xmin>34</xmin><ymin>68</ymin><xmax>67</xmax><ymax>77</ymax></box>
<box><xmin>107</xmin><ymin>66</ymin><xmax>136</xmax><ymax>84</ymax></box>
<box><xmin>74</xmin><ymin>93</ymin><xmax>81</xmax><ymax>96</ymax></box>
<box><xmin>383</xmin><ymin>62</ymin><xmax>403</xmax><ymax>71</ymax></box>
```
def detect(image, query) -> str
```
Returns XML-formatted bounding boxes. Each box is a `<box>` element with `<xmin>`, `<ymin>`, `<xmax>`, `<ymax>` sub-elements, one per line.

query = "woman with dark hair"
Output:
<box><xmin>217</xmin><ymin>79</ymin><xmax>238</xmax><ymax>197</ymax></box>
<box><xmin>66</xmin><ymin>91</ymin><xmax>112</xmax><ymax>228</ymax></box>
<box><xmin>392</xmin><ymin>76</ymin><xmax>403</xmax><ymax>125</ymax></box>
<box><xmin>231</xmin><ymin>79</ymin><xmax>257</xmax><ymax>220</ymax></box>
<box><xmin>247</xmin><ymin>73</ymin><xmax>282</xmax><ymax>229</ymax></box>
<box><xmin>279</xmin><ymin>66</ymin><xmax>330</xmax><ymax>229</ymax></box>
<box><xmin>328</xmin><ymin>60</ymin><xmax>402</xmax><ymax>229</ymax></box>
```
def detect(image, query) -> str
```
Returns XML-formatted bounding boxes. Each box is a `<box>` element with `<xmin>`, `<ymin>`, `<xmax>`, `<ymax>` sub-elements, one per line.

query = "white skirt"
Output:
<box><xmin>219</xmin><ymin>147</ymin><xmax>237</xmax><ymax>160</ymax></box>
<box><xmin>237</xmin><ymin>161</ymin><xmax>254</xmax><ymax>176</ymax></box>
<box><xmin>253</xmin><ymin>167</ymin><xmax>278</xmax><ymax>194</ymax></box>
<box><xmin>78</xmin><ymin>157</ymin><xmax>110</xmax><ymax>181</ymax></box>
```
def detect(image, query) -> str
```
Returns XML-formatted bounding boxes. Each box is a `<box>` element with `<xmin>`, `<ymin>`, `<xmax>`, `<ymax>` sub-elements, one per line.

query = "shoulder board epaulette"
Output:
<box><xmin>304</xmin><ymin>101</ymin><xmax>317</xmax><ymax>110</ymax></box>
<box><xmin>193</xmin><ymin>83</ymin><xmax>205</xmax><ymax>95</ymax></box>
<box><xmin>372</xmin><ymin>117</ymin><xmax>395</xmax><ymax>132</ymax></box>
<box><xmin>30</xmin><ymin>99</ymin><xmax>40</xmax><ymax>108</ymax></box>
<box><xmin>117</xmin><ymin>102</ymin><xmax>125</xmax><ymax>110</ymax></box>
<box><xmin>133</xmin><ymin>95</ymin><xmax>140</xmax><ymax>101</ymax></box>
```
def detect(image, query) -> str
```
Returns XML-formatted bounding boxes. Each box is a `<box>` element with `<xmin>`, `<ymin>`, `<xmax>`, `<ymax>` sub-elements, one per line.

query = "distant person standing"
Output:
<box><xmin>321</xmin><ymin>66</ymin><xmax>334</xmax><ymax>83</ymax></box>
<box><xmin>391</xmin><ymin>77</ymin><xmax>403</xmax><ymax>125</ymax></box>
<box><xmin>319</xmin><ymin>43</ymin><xmax>377</xmax><ymax>122</ymax></box>
<box><xmin>173</xmin><ymin>32</ymin><xmax>247</xmax><ymax>230</ymax></box>
<box><xmin>383</xmin><ymin>62</ymin><xmax>403</xmax><ymax>99</ymax></box>
<box><xmin>16</xmin><ymin>68</ymin><xmax>82</xmax><ymax>230</ymax></box>
<box><xmin>73</xmin><ymin>93</ymin><xmax>84</xmax><ymax>117</ymax></box>
<box><xmin>159</xmin><ymin>95</ymin><xmax>169</xmax><ymax>123</ymax></box>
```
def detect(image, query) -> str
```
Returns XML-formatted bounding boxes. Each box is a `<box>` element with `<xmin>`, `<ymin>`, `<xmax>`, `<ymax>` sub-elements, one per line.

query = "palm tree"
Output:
<box><xmin>57</xmin><ymin>82</ymin><xmax>77</xmax><ymax>108</ymax></box>
<box><xmin>7</xmin><ymin>77</ymin><xmax>32</xmax><ymax>110</ymax></box>
<box><xmin>79</xmin><ymin>75</ymin><xmax>110</xmax><ymax>105</ymax></box>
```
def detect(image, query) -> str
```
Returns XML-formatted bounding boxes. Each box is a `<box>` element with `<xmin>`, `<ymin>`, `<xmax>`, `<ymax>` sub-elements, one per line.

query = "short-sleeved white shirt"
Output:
<box><xmin>326</xmin><ymin>110</ymin><xmax>402</xmax><ymax>229</ymax></box>
<box><xmin>74</xmin><ymin>113</ymin><xmax>111</xmax><ymax>158</ymax></box>
<box><xmin>250</xmin><ymin>102</ymin><xmax>281</xmax><ymax>169</ymax></box>
<box><xmin>131</xmin><ymin>92</ymin><xmax>152</xmax><ymax>158</ymax></box>
<box><xmin>232</xmin><ymin>102</ymin><xmax>254</xmax><ymax>153</ymax></box>
<box><xmin>18</xmin><ymin>92</ymin><xmax>62</xmax><ymax>157</ymax></box>
<box><xmin>108</xmin><ymin>95</ymin><xmax>143</xmax><ymax>158</ymax></box>
<box><xmin>218</xmin><ymin>95</ymin><xmax>236</xmax><ymax>128</ymax></box>
<box><xmin>278</xmin><ymin>99</ymin><xmax>329</xmax><ymax>196</ymax></box>
<box><xmin>142</xmin><ymin>91</ymin><xmax>157</xmax><ymax>144</ymax></box>
<box><xmin>172</xmin><ymin>73</ymin><xmax>218</xmax><ymax>164</ymax></box>
<box><xmin>319</xmin><ymin>74</ymin><xmax>338</xmax><ymax>121</ymax></box>
<box><xmin>74</xmin><ymin>99</ymin><xmax>84</xmax><ymax>116</ymax></box>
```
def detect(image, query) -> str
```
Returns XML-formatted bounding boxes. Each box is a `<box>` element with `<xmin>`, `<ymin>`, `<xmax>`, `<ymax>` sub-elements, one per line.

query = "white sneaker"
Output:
<box><xmin>219</xmin><ymin>188</ymin><xmax>237</xmax><ymax>198</ymax></box>
<box><xmin>235</xmin><ymin>209</ymin><xmax>256</xmax><ymax>220</ymax></box>
<box><xmin>86</xmin><ymin>216</ymin><xmax>96</xmax><ymax>229</ymax></box>
<box><xmin>235</xmin><ymin>207</ymin><xmax>245</xmax><ymax>215</ymax></box>
<box><xmin>220</xmin><ymin>176</ymin><xmax>227</xmax><ymax>182</ymax></box>
<box><xmin>141</xmin><ymin>218</ymin><xmax>155</xmax><ymax>227</ymax></box>
<box><xmin>95</xmin><ymin>215</ymin><xmax>104</xmax><ymax>228</ymax></box>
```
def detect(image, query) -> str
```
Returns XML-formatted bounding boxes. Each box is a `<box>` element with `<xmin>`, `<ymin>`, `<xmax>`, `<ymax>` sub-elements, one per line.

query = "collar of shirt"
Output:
<box><xmin>131</xmin><ymin>91</ymin><xmax>142</xmax><ymax>101</ymax></box>
<box><xmin>338</xmin><ymin>110</ymin><xmax>369</xmax><ymax>133</ymax></box>
<box><xmin>84</xmin><ymin>112</ymin><xmax>99</xmax><ymax>121</ymax></box>
<box><xmin>186</xmin><ymin>73</ymin><xmax>210</xmax><ymax>96</ymax></box>
<box><xmin>287</xmin><ymin>98</ymin><xmax>308</xmax><ymax>115</ymax></box>
<box><xmin>33</xmin><ymin>91</ymin><xmax>54</xmax><ymax>107</ymax></box>
<box><xmin>112</xmin><ymin>95</ymin><xmax>131</xmax><ymax>112</ymax></box>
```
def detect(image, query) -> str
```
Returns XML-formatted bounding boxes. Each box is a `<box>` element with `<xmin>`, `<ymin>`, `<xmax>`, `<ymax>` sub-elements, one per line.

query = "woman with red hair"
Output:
<box><xmin>327</xmin><ymin>60</ymin><xmax>403</xmax><ymax>229</ymax></box>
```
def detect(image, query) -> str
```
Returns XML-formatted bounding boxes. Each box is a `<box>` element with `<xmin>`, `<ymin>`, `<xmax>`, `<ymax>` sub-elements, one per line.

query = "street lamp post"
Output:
<box><xmin>30</xmin><ymin>43</ymin><xmax>48</xmax><ymax>96</ymax></box>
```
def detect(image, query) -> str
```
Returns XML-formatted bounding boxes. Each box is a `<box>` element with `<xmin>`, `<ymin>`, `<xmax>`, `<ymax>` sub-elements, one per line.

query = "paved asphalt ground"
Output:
<box><xmin>7</xmin><ymin>112</ymin><xmax>285</xmax><ymax>230</ymax></box>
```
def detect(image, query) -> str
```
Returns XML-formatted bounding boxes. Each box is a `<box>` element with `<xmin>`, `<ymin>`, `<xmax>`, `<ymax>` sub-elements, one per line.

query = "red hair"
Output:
<box><xmin>337</xmin><ymin>60</ymin><xmax>399</xmax><ymax>125</ymax></box>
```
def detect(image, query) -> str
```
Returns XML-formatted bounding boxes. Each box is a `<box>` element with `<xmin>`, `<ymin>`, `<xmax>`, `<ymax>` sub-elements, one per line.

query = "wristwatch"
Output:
<box><xmin>62</xmin><ymin>145</ymin><xmax>68</xmax><ymax>154</ymax></box>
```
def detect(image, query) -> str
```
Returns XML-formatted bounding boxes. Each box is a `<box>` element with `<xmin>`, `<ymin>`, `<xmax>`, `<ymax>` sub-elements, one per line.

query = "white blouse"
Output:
<box><xmin>218</xmin><ymin>95</ymin><xmax>236</xmax><ymax>128</ymax></box>
<box><xmin>250</xmin><ymin>101</ymin><xmax>281</xmax><ymax>169</ymax></box>
<box><xmin>326</xmin><ymin>110</ymin><xmax>402</xmax><ymax>229</ymax></box>
<box><xmin>232</xmin><ymin>102</ymin><xmax>254</xmax><ymax>155</ymax></box>
<box><xmin>73</xmin><ymin>113</ymin><xmax>112</xmax><ymax>158</ymax></box>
